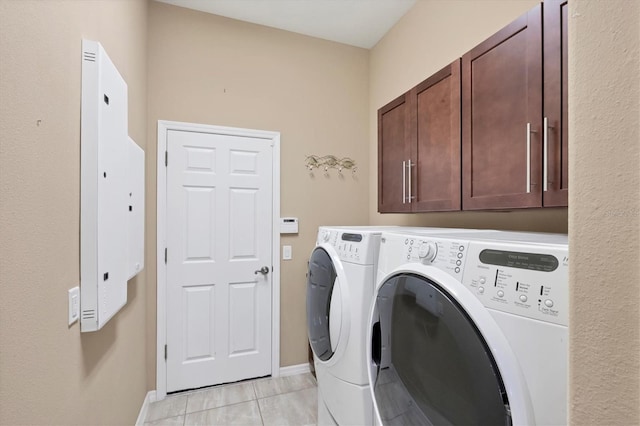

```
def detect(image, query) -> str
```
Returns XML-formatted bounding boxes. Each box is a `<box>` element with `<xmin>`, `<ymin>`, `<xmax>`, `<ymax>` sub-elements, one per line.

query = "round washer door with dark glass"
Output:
<box><xmin>370</xmin><ymin>273</ymin><xmax>515</xmax><ymax>426</ymax></box>
<box><xmin>306</xmin><ymin>246</ymin><xmax>345</xmax><ymax>362</ymax></box>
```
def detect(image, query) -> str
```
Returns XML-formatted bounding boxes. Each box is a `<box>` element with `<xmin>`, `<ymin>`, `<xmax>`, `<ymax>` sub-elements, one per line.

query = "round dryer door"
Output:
<box><xmin>306</xmin><ymin>246</ymin><xmax>344</xmax><ymax>361</ymax></box>
<box><xmin>370</xmin><ymin>270</ymin><xmax>533</xmax><ymax>426</ymax></box>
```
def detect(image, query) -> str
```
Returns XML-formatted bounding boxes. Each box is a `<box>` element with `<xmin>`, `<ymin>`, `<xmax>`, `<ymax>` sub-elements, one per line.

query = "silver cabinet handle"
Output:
<box><xmin>407</xmin><ymin>159</ymin><xmax>414</xmax><ymax>203</ymax></box>
<box><xmin>402</xmin><ymin>160</ymin><xmax>406</xmax><ymax>204</ymax></box>
<box><xmin>254</xmin><ymin>266</ymin><xmax>269</xmax><ymax>275</ymax></box>
<box><xmin>526</xmin><ymin>123</ymin><xmax>532</xmax><ymax>193</ymax></box>
<box><xmin>543</xmin><ymin>118</ymin><xmax>548</xmax><ymax>192</ymax></box>
<box><xmin>543</xmin><ymin>117</ymin><xmax>552</xmax><ymax>192</ymax></box>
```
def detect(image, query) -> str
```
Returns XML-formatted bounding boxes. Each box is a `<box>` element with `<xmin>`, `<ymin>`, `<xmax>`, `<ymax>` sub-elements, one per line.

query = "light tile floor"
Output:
<box><xmin>145</xmin><ymin>373</ymin><xmax>317</xmax><ymax>426</ymax></box>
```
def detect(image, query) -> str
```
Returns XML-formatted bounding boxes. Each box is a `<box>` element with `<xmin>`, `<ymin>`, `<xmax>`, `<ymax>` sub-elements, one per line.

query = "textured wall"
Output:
<box><xmin>368</xmin><ymin>0</ymin><xmax>568</xmax><ymax>232</ymax></box>
<box><xmin>146</xmin><ymin>1</ymin><xmax>370</xmax><ymax>388</ymax></box>
<box><xmin>0</xmin><ymin>0</ymin><xmax>148</xmax><ymax>424</ymax></box>
<box><xmin>569</xmin><ymin>0</ymin><xmax>640</xmax><ymax>424</ymax></box>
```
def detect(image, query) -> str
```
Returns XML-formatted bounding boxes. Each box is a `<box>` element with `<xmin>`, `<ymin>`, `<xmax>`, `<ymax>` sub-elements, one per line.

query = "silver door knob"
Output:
<box><xmin>254</xmin><ymin>266</ymin><xmax>270</xmax><ymax>275</ymax></box>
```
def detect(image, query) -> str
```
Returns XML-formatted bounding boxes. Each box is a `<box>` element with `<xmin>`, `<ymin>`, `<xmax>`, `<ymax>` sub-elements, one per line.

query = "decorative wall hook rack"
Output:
<box><xmin>305</xmin><ymin>155</ymin><xmax>357</xmax><ymax>174</ymax></box>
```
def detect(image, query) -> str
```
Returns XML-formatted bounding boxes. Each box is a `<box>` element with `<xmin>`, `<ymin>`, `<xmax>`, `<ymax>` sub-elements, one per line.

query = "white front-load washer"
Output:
<box><xmin>367</xmin><ymin>230</ymin><xmax>568</xmax><ymax>425</ymax></box>
<box><xmin>307</xmin><ymin>226</ymin><xmax>485</xmax><ymax>426</ymax></box>
<box><xmin>307</xmin><ymin>226</ymin><xmax>396</xmax><ymax>426</ymax></box>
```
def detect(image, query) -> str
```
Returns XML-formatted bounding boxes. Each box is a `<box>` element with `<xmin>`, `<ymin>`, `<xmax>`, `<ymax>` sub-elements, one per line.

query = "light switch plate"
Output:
<box><xmin>283</xmin><ymin>245</ymin><xmax>292</xmax><ymax>260</ymax></box>
<box><xmin>68</xmin><ymin>286</ymin><xmax>80</xmax><ymax>325</ymax></box>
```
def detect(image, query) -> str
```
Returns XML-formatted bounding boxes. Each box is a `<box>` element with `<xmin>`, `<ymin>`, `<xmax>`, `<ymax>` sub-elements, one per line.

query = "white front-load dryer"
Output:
<box><xmin>367</xmin><ymin>230</ymin><xmax>568</xmax><ymax>425</ymax></box>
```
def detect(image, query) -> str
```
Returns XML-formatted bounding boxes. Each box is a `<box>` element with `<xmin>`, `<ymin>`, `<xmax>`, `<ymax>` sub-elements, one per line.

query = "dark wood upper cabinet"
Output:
<box><xmin>462</xmin><ymin>5</ymin><xmax>543</xmax><ymax>210</ymax></box>
<box><xmin>543</xmin><ymin>0</ymin><xmax>569</xmax><ymax>207</ymax></box>
<box><xmin>378</xmin><ymin>92</ymin><xmax>411</xmax><ymax>213</ymax></box>
<box><xmin>378</xmin><ymin>1</ymin><xmax>568</xmax><ymax>213</ymax></box>
<box><xmin>411</xmin><ymin>61</ymin><xmax>461</xmax><ymax>211</ymax></box>
<box><xmin>378</xmin><ymin>60</ymin><xmax>461</xmax><ymax>213</ymax></box>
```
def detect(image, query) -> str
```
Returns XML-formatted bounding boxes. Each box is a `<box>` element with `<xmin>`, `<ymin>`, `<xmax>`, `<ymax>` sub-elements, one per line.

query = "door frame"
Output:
<box><xmin>156</xmin><ymin>120</ymin><xmax>281</xmax><ymax>400</ymax></box>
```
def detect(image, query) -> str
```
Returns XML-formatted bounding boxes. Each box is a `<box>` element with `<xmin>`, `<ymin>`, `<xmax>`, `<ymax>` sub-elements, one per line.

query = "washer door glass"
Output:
<box><xmin>372</xmin><ymin>273</ymin><xmax>511</xmax><ymax>425</ymax></box>
<box><xmin>306</xmin><ymin>247</ymin><xmax>338</xmax><ymax>361</ymax></box>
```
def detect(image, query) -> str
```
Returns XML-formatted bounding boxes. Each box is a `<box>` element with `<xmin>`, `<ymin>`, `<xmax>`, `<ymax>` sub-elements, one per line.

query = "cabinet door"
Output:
<box><xmin>543</xmin><ymin>0</ymin><xmax>569</xmax><ymax>207</ymax></box>
<box><xmin>411</xmin><ymin>60</ymin><xmax>461</xmax><ymax>212</ymax></box>
<box><xmin>462</xmin><ymin>6</ymin><xmax>542</xmax><ymax>210</ymax></box>
<box><xmin>378</xmin><ymin>93</ymin><xmax>411</xmax><ymax>213</ymax></box>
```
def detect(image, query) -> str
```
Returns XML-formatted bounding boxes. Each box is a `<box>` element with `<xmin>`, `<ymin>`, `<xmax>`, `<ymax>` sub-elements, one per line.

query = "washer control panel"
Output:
<box><xmin>317</xmin><ymin>228</ymin><xmax>337</xmax><ymax>246</ymax></box>
<box><xmin>462</xmin><ymin>242</ymin><xmax>568</xmax><ymax>326</ymax></box>
<box><xmin>378</xmin><ymin>234</ymin><xmax>469</xmax><ymax>280</ymax></box>
<box><xmin>316</xmin><ymin>228</ymin><xmax>379</xmax><ymax>265</ymax></box>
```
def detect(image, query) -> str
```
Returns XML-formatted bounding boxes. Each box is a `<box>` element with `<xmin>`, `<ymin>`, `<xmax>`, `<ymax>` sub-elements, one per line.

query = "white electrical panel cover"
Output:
<box><xmin>127</xmin><ymin>137</ymin><xmax>145</xmax><ymax>280</ymax></box>
<box><xmin>80</xmin><ymin>40</ymin><xmax>129</xmax><ymax>332</ymax></box>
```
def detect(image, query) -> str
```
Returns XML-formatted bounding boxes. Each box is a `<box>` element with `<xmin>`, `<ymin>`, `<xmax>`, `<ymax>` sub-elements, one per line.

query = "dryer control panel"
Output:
<box><xmin>377</xmin><ymin>232</ymin><xmax>569</xmax><ymax>327</ymax></box>
<box><xmin>377</xmin><ymin>234</ymin><xmax>470</xmax><ymax>282</ymax></box>
<box><xmin>462</xmin><ymin>242</ymin><xmax>569</xmax><ymax>326</ymax></box>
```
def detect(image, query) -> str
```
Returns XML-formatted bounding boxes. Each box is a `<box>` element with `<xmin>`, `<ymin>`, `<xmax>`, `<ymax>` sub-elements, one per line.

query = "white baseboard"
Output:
<box><xmin>135</xmin><ymin>390</ymin><xmax>156</xmax><ymax>426</ymax></box>
<box><xmin>279</xmin><ymin>362</ymin><xmax>311</xmax><ymax>377</ymax></box>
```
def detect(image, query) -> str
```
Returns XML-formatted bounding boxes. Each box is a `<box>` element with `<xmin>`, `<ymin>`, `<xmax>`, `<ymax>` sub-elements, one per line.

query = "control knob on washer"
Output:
<box><xmin>418</xmin><ymin>241</ymin><xmax>437</xmax><ymax>262</ymax></box>
<box><xmin>322</xmin><ymin>231</ymin><xmax>331</xmax><ymax>242</ymax></box>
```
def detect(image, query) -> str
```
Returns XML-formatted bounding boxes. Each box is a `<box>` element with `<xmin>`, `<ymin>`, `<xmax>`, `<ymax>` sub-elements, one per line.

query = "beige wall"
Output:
<box><xmin>569</xmin><ymin>0</ymin><xmax>640</xmax><ymax>424</ymax></box>
<box><xmin>146</xmin><ymin>1</ymin><xmax>370</xmax><ymax>386</ymax></box>
<box><xmin>368</xmin><ymin>0</ymin><xmax>568</xmax><ymax>233</ymax></box>
<box><xmin>0</xmin><ymin>0</ymin><xmax>148</xmax><ymax>424</ymax></box>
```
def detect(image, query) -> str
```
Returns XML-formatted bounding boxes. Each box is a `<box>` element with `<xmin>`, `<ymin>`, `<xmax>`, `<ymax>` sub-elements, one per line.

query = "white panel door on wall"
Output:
<box><xmin>166</xmin><ymin>129</ymin><xmax>273</xmax><ymax>392</ymax></box>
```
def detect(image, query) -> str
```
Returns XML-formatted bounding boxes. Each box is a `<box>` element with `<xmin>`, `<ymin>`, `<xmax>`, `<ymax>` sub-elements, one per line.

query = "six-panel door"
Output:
<box><xmin>166</xmin><ymin>129</ymin><xmax>273</xmax><ymax>392</ymax></box>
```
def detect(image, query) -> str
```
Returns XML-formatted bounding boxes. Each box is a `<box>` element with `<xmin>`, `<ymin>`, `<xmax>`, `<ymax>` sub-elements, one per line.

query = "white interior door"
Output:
<box><xmin>166</xmin><ymin>129</ymin><xmax>273</xmax><ymax>392</ymax></box>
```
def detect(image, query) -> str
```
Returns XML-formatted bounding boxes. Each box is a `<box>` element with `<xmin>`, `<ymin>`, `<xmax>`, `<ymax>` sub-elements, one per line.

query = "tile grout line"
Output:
<box><xmin>251</xmin><ymin>380</ymin><xmax>266</xmax><ymax>426</ymax></box>
<box><xmin>177</xmin><ymin>382</ymin><xmax>262</xmax><ymax>421</ymax></box>
<box><xmin>257</xmin><ymin>383</ymin><xmax>317</xmax><ymax>401</ymax></box>
<box><xmin>255</xmin><ymin>385</ymin><xmax>318</xmax><ymax>425</ymax></box>
<box><xmin>145</xmin><ymin>394</ymin><xmax>189</xmax><ymax>424</ymax></box>
<box><xmin>182</xmin><ymin>399</ymin><xmax>260</xmax><ymax>417</ymax></box>
<box><xmin>182</xmin><ymin>394</ymin><xmax>188</xmax><ymax>426</ymax></box>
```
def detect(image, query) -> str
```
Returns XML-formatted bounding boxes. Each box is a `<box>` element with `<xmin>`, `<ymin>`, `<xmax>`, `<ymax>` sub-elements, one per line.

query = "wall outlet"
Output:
<box><xmin>283</xmin><ymin>245</ymin><xmax>292</xmax><ymax>260</ymax></box>
<box><xmin>68</xmin><ymin>286</ymin><xmax>79</xmax><ymax>325</ymax></box>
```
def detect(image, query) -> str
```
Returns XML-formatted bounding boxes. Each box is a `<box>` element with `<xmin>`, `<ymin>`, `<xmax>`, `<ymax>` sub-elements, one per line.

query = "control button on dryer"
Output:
<box><xmin>478</xmin><ymin>287</ymin><xmax>485</xmax><ymax>294</ymax></box>
<box><xmin>459</xmin><ymin>245</ymin><xmax>465</xmax><ymax>251</ymax></box>
<box><xmin>479</xmin><ymin>278</ymin><xmax>486</xmax><ymax>284</ymax></box>
<box><xmin>418</xmin><ymin>242</ymin><xmax>437</xmax><ymax>262</ymax></box>
<box><xmin>457</xmin><ymin>253</ymin><xmax>463</xmax><ymax>259</ymax></box>
<box><xmin>454</xmin><ymin>267</ymin><xmax>460</xmax><ymax>273</ymax></box>
<box><xmin>456</xmin><ymin>260</ymin><xmax>462</xmax><ymax>266</ymax></box>
<box><xmin>497</xmin><ymin>290</ymin><xmax>505</xmax><ymax>298</ymax></box>
<box><xmin>544</xmin><ymin>299</ymin><xmax>554</xmax><ymax>308</ymax></box>
<box><xmin>519</xmin><ymin>295</ymin><xmax>528</xmax><ymax>303</ymax></box>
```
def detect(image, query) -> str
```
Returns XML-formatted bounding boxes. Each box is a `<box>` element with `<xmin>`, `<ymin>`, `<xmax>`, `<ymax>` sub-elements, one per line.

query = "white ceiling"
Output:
<box><xmin>155</xmin><ymin>0</ymin><xmax>416</xmax><ymax>49</ymax></box>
